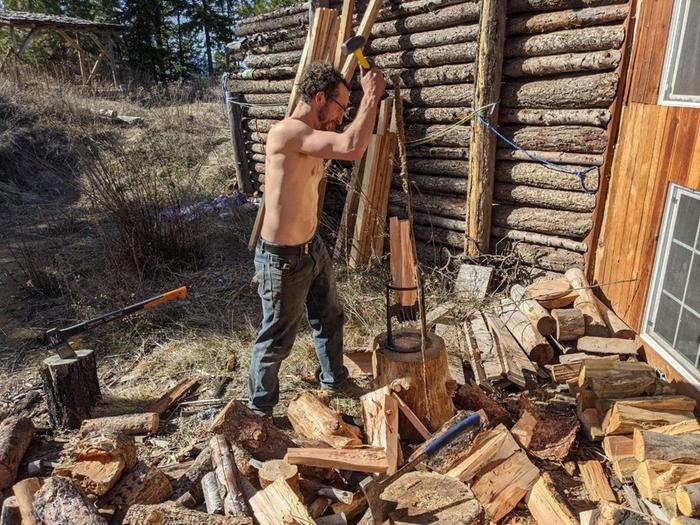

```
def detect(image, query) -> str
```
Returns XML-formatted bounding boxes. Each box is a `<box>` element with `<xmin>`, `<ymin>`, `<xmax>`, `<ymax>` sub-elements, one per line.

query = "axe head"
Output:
<box><xmin>341</xmin><ymin>35</ymin><xmax>367</xmax><ymax>56</ymax></box>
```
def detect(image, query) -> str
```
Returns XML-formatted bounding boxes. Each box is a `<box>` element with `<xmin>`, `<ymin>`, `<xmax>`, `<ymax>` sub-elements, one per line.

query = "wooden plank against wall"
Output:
<box><xmin>627</xmin><ymin>0</ymin><xmax>674</xmax><ymax>104</ymax></box>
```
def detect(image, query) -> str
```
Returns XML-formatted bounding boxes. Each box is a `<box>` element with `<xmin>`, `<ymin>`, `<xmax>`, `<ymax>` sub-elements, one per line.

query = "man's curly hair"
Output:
<box><xmin>298</xmin><ymin>62</ymin><xmax>349</xmax><ymax>104</ymax></box>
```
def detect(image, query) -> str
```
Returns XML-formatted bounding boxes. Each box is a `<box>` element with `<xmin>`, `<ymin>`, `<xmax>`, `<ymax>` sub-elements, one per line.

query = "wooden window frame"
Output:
<box><xmin>658</xmin><ymin>0</ymin><xmax>700</xmax><ymax>108</ymax></box>
<box><xmin>642</xmin><ymin>183</ymin><xmax>700</xmax><ymax>384</ymax></box>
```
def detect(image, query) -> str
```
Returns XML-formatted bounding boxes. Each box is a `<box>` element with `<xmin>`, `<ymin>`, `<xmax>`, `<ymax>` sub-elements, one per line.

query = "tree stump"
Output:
<box><xmin>40</xmin><ymin>350</ymin><xmax>101</xmax><ymax>429</ymax></box>
<box><xmin>372</xmin><ymin>328</ymin><xmax>455</xmax><ymax>439</ymax></box>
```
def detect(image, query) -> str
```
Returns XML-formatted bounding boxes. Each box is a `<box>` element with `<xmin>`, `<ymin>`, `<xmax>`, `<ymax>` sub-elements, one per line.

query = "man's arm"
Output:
<box><xmin>294</xmin><ymin>68</ymin><xmax>385</xmax><ymax>161</ymax></box>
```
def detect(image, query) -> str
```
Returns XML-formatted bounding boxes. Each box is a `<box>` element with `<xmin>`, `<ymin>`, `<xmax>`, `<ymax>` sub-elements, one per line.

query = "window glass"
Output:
<box><xmin>659</xmin><ymin>0</ymin><xmax>700</xmax><ymax>106</ymax></box>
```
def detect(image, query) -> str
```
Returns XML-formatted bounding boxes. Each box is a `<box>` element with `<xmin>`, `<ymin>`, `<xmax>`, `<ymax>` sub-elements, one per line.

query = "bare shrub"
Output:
<box><xmin>83</xmin><ymin>146</ymin><xmax>204</xmax><ymax>277</ymax></box>
<box><xmin>9</xmin><ymin>238</ymin><xmax>65</xmax><ymax>298</ymax></box>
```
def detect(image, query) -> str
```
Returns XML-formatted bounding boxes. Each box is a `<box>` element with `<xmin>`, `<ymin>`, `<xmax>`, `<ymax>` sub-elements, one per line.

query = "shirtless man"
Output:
<box><xmin>248</xmin><ymin>62</ymin><xmax>386</xmax><ymax>416</ymax></box>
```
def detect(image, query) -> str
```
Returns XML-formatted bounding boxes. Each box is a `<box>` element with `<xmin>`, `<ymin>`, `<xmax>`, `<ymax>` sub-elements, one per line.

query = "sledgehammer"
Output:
<box><xmin>359</xmin><ymin>412</ymin><xmax>481</xmax><ymax>524</ymax></box>
<box><xmin>341</xmin><ymin>35</ymin><xmax>371</xmax><ymax>69</ymax></box>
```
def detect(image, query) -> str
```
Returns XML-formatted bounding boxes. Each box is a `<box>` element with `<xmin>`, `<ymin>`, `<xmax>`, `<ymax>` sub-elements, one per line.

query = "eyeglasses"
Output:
<box><xmin>329</xmin><ymin>98</ymin><xmax>348</xmax><ymax>115</ymax></box>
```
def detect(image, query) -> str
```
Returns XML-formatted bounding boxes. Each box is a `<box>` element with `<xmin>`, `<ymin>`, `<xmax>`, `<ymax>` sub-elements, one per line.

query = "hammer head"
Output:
<box><xmin>341</xmin><ymin>35</ymin><xmax>366</xmax><ymax>56</ymax></box>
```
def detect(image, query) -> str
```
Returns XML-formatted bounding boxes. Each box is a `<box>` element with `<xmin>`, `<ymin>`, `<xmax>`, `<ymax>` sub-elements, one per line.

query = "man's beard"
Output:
<box><xmin>318</xmin><ymin>106</ymin><xmax>337</xmax><ymax>131</ymax></box>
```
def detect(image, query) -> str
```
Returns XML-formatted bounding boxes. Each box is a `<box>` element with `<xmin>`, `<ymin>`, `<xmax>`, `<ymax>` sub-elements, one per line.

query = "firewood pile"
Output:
<box><xmin>2</xmin><ymin>262</ymin><xmax>700</xmax><ymax>523</ymax></box>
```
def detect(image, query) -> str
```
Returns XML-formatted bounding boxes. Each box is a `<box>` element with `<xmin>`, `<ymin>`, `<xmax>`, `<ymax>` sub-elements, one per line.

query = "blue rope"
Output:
<box><xmin>472</xmin><ymin>103</ymin><xmax>599</xmax><ymax>194</ymax></box>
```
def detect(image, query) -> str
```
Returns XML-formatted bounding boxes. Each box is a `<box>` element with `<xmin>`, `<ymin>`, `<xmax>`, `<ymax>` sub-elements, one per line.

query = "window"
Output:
<box><xmin>658</xmin><ymin>0</ymin><xmax>700</xmax><ymax>107</ymax></box>
<box><xmin>643</xmin><ymin>184</ymin><xmax>700</xmax><ymax>381</ymax></box>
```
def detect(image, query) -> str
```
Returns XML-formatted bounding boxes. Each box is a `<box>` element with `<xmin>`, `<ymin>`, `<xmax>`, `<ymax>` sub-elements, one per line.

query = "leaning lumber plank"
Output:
<box><xmin>12</xmin><ymin>478</ymin><xmax>41</xmax><ymax>525</ymax></box>
<box><xmin>578</xmin><ymin>460</ymin><xmax>616</xmax><ymax>502</ymax></box>
<box><xmin>147</xmin><ymin>378</ymin><xmax>199</xmax><ymax>415</ymax></box>
<box><xmin>634</xmin><ymin>430</ymin><xmax>700</xmax><ymax>465</ymax></box>
<box><xmin>249</xmin><ymin>477</ymin><xmax>314</xmax><ymax>525</ymax></box>
<box><xmin>287</xmin><ymin>391</ymin><xmax>362</xmax><ymax>449</ymax></box>
<box><xmin>210</xmin><ymin>400</ymin><xmax>294</xmax><ymax>460</ymax></box>
<box><xmin>604</xmin><ymin>405</ymin><xmax>696</xmax><ymax>436</ymax></box>
<box><xmin>510</xmin><ymin>284</ymin><xmax>556</xmax><ymax>336</ymax></box>
<box><xmin>577</xmin><ymin>336</ymin><xmax>638</xmax><ymax>356</ymax></box>
<box><xmin>123</xmin><ymin>501</ymin><xmax>253</xmax><ymax>524</ymax></box>
<box><xmin>565</xmin><ymin>268</ymin><xmax>608</xmax><ymax>337</ymax></box>
<box><xmin>634</xmin><ymin>460</ymin><xmax>700</xmax><ymax>502</ymax></box>
<box><xmin>67</xmin><ymin>429</ymin><xmax>137</xmax><ymax>498</ymax></box>
<box><xmin>471</xmin><ymin>450</ymin><xmax>540</xmax><ymax>522</ymax></box>
<box><xmin>79</xmin><ymin>413</ymin><xmax>159</xmax><ymax>436</ymax></box>
<box><xmin>677</xmin><ymin>482</ymin><xmax>700</xmax><ymax>517</ymax></box>
<box><xmin>498</xmin><ymin>299</ymin><xmax>554</xmax><ymax>365</ymax></box>
<box><xmin>526</xmin><ymin>472</ymin><xmax>578</xmax><ymax>525</ymax></box>
<box><xmin>33</xmin><ymin>476</ymin><xmax>106</xmax><ymax>525</ymax></box>
<box><xmin>341</xmin><ymin>0</ymin><xmax>383</xmax><ymax>82</ymax></box>
<box><xmin>446</xmin><ymin>424</ymin><xmax>520</xmax><ymax>482</ymax></box>
<box><xmin>361</xmin><ymin>387</ymin><xmax>401</xmax><ymax>474</ymax></box>
<box><xmin>0</xmin><ymin>416</ymin><xmax>35</xmax><ymax>489</ymax></box>
<box><xmin>578</xmin><ymin>360</ymin><xmax>659</xmax><ymax>399</ymax></box>
<box><xmin>284</xmin><ymin>448</ymin><xmax>388</xmax><ymax>473</ymax></box>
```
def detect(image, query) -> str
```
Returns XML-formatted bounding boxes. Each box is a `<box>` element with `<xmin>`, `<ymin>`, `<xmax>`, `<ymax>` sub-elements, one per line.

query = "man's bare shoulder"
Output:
<box><xmin>268</xmin><ymin>118</ymin><xmax>312</xmax><ymax>146</ymax></box>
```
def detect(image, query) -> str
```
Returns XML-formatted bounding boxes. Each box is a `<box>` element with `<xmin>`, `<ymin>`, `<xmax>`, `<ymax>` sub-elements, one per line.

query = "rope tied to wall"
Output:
<box><xmin>471</xmin><ymin>101</ymin><xmax>600</xmax><ymax>195</ymax></box>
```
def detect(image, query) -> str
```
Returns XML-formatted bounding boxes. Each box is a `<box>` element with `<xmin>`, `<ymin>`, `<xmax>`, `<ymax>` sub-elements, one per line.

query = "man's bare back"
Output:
<box><xmin>260</xmin><ymin>68</ymin><xmax>385</xmax><ymax>246</ymax></box>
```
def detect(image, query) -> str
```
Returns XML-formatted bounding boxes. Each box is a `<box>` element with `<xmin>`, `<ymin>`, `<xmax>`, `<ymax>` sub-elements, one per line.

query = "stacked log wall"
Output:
<box><xmin>227</xmin><ymin>0</ymin><xmax>631</xmax><ymax>276</ymax></box>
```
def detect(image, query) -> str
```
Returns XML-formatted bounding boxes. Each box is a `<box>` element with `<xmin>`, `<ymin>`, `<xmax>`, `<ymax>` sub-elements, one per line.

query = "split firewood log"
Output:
<box><xmin>0</xmin><ymin>416</ymin><xmax>36</xmax><ymax>490</ymax></box>
<box><xmin>33</xmin><ymin>476</ymin><xmax>106</xmax><ymax>525</ymax></box>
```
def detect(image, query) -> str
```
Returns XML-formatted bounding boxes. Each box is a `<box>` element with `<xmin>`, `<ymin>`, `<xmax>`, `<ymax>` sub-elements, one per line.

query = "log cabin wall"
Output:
<box><xmin>227</xmin><ymin>0</ymin><xmax>632</xmax><ymax>278</ymax></box>
<box><xmin>592</xmin><ymin>0</ymin><xmax>700</xmax><ymax>393</ymax></box>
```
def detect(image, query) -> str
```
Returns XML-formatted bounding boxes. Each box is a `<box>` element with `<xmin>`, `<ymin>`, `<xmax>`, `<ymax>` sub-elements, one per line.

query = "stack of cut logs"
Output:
<box><xmin>227</xmin><ymin>0</ymin><xmax>632</xmax><ymax>276</ymax></box>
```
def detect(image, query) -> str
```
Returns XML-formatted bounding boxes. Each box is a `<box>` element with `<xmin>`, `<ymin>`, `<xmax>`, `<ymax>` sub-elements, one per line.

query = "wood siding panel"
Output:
<box><xmin>627</xmin><ymin>0</ymin><xmax>674</xmax><ymax>104</ymax></box>
<box><xmin>594</xmin><ymin>104</ymin><xmax>700</xmax><ymax>332</ymax></box>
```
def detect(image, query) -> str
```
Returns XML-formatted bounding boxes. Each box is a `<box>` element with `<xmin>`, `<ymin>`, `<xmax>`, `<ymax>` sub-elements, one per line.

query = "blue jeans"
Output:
<box><xmin>248</xmin><ymin>235</ymin><xmax>348</xmax><ymax>415</ymax></box>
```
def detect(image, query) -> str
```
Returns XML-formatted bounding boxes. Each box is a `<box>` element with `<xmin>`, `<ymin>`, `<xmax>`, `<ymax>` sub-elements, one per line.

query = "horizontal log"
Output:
<box><xmin>407</xmin><ymin>146</ymin><xmax>469</xmax><ymax>159</ymax></box>
<box><xmin>372</xmin><ymin>42</ymin><xmax>477</xmax><ymax>69</ymax></box>
<box><xmin>367</xmin><ymin>24</ymin><xmax>479</xmax><ymax>55</ymax></box>
<box><xmin>492</xmin><ymin>238</ymin><xmax>585</xmax><ymax>272</ymax></box>
<box><xmin>370</xmin><ymin>2</ymin><xmax>480</xmax><ymax>38</ymax></box>
<box><xmin>491</xmin><ymin>226</ymin><xmax>588</xmax><ymax>252</ymax></box>
<box><xmin>241</xmin><ymin>105</ymin><xmax>286</xmax><ymax>120</ymax></box>
<box><xmin>407</xmin><ymin>158</ymin><xmax>468</xmax><ymax>176</ymax></box>
<box><xmin>251</xmin><ymin>153</ymin><xmax>265</xmax><ymax>163</ymax></box>
<box><xmin>385</xmin><ymin>63</ymin><xmax>475</xmax><ymax>87</ymax></box>
<box><xmin>505</xmin><ymin>26</ymin><xmax>625</xmax><ymax>58</ymax></box>
<box><xmin>243</xmin><ymin>49</ymin><xmax>303</xmax><ymax>69</ymax></box>
<box><xmin>496</xmin><ymin>148</ymin><xmax>604</xmax><ymax>166</ymax></box>
<box><xmin>498</xmin><ymin>108</ymin><xmax>611</xmax><ymax>127</ymax></box>
<box><xmin>503</xmin><ymin>49</ymin><xmax>621</xmax><ymax>78</ymax></box>
<box><xmin>393</xmin><ymin>173</ymin><xmax>468</xmax><ymax>194</ymax></box>
<box><xmin>390</xmin><ymin>190</ymin><xmax>465</xmax><ymax>219</ymax></box>
<box><xmin>241</xmin><ymin>92</ymin><xmax>288</xmax><ymax>105</ymax></box>
<box><xmin>501</xmin><ymin>72</ymin><xmax>618</xmax><ymax>109</ymax></box>
<box><xmin>230</xmin><ymin>79</ymin><xmax>293</xmax><ymax>94</ymax></box>
<box><xmin>229</xmin><ymin>66</ymin><xmax>297</xmax><ymax>81</ymax></box>
<box><xmin>242</xmin><ymin>119</ymin><xmax>278</xmax><ymax>133</ymax></box>
<box><xmin>495</xmin><ymin>183</ymin><xmax>597</xmax><ymax>212</ymax></box>
<box><xmin>405</xmin><ymin>106</ymin><xmax>470</xmax><ymax>124</ymax></box>
<box><xmin>497</xmin><ymin>161</ymin><xmax>600</xmax><ymax>192</ymax></box>
<box><xmin>405</xmin><ymin>123</ymin><xmax>470</xmax><ymax>147</ymax></box>
<box><xmin>507</xmin><ymin>0</ymin><xmax>627</xmax><ymax>15</ymax></box>
<box><xmin>251</xmin><ymin>143</ymin><xmax>266</xmax><ymax>154</ymax></box>
<box><xmin>239</xmin><ymin>35</ymin><xmax>306</xmax><ymax>55</ymax></box>
<box><xmin>388</xmin><ymin>206</ymin><xmax>465</xmax><ymax>232</ymax></box>
<box><xmin>501</xmin><ymin>125</ymin><xmax>608</xmax><ymax>153</ymax></box>
<box><xmin>506</xmin><ymin>5</ymin><xmax>629</xmax><ymax>35</ymax></box>
<box><xmin>350</xmin><ymin>84</ymin><xmax>474</xmax><ymax>108</ymax></box>
<box><xmin>234</xmin><ymin>9</ymin><xmax>308</xmax><ymax>37</ymax></box>
<box><xmin>372</xmin><ymin>0</ymin><xmax>472</xmax><ymax>22</ymax></box>
<box><xmin>492</xmin><ymin>204</ymin><xmax>593</xmax><ymax>238</ymax></box>
<box><xmin>235</xmin><ymin>3</ymin><xmax>308</xmax><ymax>27</ymax></box>
<box><xmin>414</xmin><ymin>223</ymin><xmax>463</xmax><ymax>249</ymax></box>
